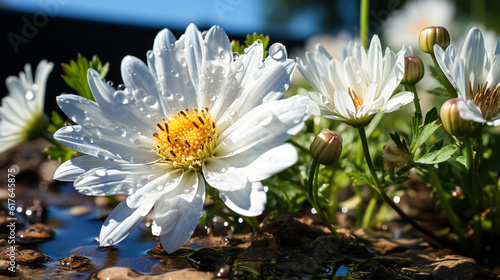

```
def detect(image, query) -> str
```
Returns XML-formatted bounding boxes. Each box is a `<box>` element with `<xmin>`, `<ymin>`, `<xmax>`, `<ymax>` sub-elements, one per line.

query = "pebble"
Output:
<box><xmin>58</xmin><ymin>254</ymin><xmax>92</xmax><ymax>269</ymax></box>
<box><xmin>16</xmin><ymin>223</ymin><xmax>54</xmax><ymax>239</ymax></box>
<box><xmin>70</xmin><ymin>205</ymin><xmax>92</xmax><ymax>216</ymax></box>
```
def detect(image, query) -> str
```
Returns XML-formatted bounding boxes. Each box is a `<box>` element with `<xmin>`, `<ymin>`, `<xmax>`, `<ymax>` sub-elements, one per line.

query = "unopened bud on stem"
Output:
<box><xmin>440</xmin><ymin>98</ymin><xmax>477</xmax><ymax>138</ymax></box>
<box><xmin>402</xmin><ymin>56</ymin><xmax>425</xmax><ymax>84</ymax></box>
<box><xmin>310</xmin><ymin>130</ymin><xmax>343</xmax><ymax>165</ymax></box>
<box><xmin>419</xmin><ymin>26</ymin><xmax>450</xmax><ymax>54</ymax></box>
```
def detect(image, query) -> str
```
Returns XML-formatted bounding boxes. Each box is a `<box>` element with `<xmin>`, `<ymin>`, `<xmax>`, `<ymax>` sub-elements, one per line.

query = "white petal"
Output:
<box><xmin>218</xmin><ymin>181</ymin><xmax>266</xmax><ymax>217</ymax></box>
<box><xmin>202</xmin><ymin>157</ymin><xmax>248</xmax><ymax>191</ymax></box>
<box><xmin>87</xmin><ymin>69</ymin><xmax>156</xmax><ymax>136</ymax></box>
<box><xmin>219</xmin><ymin>143</ymin><xmax>298</xmax><ymax>182</ymax></box>
<box><xmin>381</xmin><ymin>91</ymin><xmax>414</xmax><ymax>113</ymax></box>
<box><xmin>153</xmin><ymin>170</ymin><xmax>205</xmax><ymax>253</ymax></box>
<box><xmin>434</xmin><ymin>45</ymin><xmax>466</xmax><ymax>98</ymax></box>
<box><xmin>461</xmin><ymin>28</ymin><xmax>486</xmax><ymax>90</ymax></box>
<box><xmin>99</xmin><ymin>169</ymin><xmax>184</xmax><ymax>247</ymax></box>
<box><xmin>54</xmin><ymin>124</ymin><xmax>158</xmax><ymax>164</ymax></box>
<box><xmin>74</xmin><ymin>163</ymin><xmax>174</xmax><ymax>196</ymax></box>
<box><xmin>456</xmin><ymin>98</ymin><xmax>486</xmax><ymax>123</ymax></box>
<box><xmin>333</xmin><ymin>89</ymin><xmax>356</xmax><ymax>119</ymax></box>
<box><xmin>53</xmin><ymin>155</ymin><xmax>119</xmax><ymax>181</ymax></box>
<box><xmin>214</xmin><ymin>96</ymin><xmax>309</xmax><ymax>157</ymax></box>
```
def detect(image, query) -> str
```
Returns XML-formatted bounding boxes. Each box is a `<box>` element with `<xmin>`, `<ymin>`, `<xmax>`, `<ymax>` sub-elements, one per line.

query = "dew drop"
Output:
<box><xmin>83</xmin><ymin>136</ymin><xmax>94</xmax><ymax>144</ymax></box>
<box><xmin>237</xmin><ymin>62</ymin><xmax>244</xmax><ymax>73</ymax></box>
<box><xmin>175</xmin><ymin>93</ymin><xmax>185</xmax><ymax>101</ymax></box>
<box><xmin>147</xmin><ymin>50</ymin><xmax>154</xmax><ymax>59</ymax></box>
<box><xmin>107</xmin><ymin>80</ymin><xmax>114</xmax><ymax>86</ymax></box>
<box><xmin>95</xmin><ymin>169</ymin><xmax>107</xmax><ymax>176</ymax></box>
<box><xmin>25</xmin><ymin>90</ymin><xmax>35</xmax><ymax>101</ymax></box>
<box><xmin>63</xmin><ymin>124</ymin><xmax>74</xmax><ymax>132</ymax></box>
<box><xmin>268</xmin><ymin>43</ymin><xmax>287</xmax><ymax>61</ymax></box>
<box><xmin>233</xmin><ymin>52</ymin><xmax>240</xmax><ymax>59</ymax></box>
<box><xmin>220</xmin><ymin>49</ymin><xmax>231</xmax><ymax>64</ymax></box>
<box><xmin>209</xmin><ymin>93</ymin><xmax>216</xmax><ymax>101</ymax></box>
<box><xmin>133</xmin><ymin>139</ymin><xmax>141</xmax><ymax>146</ymax></box>
<box><xmin>156</xmin><ymin>185</ymin><xmax>164</xmax><ymax>191</ymax></box>
<box><xmin>180</xmin><ymin>58</ymin><xmax>187</xmax><ymax>67</ymax></box>
<box><xmin>257</xmin><ymin>61</ymin><xmax>265</xmax><ymax>69</ymax></box>
<box><xmin>161</xmin><ymin>90</ymin><xmax>173</xmax><ymax>98</ymax></box>
<box><xmin>107</xmin><ymin>239</ymin><xmax>114</xmax><ymax>245</ymax></box>
<box><xmin>114</xmin><ymin>126</ymin><xmax>127</xmax><ymax>137</ymax></box>
<box><xmin>117</xmin><ymin>84</ymin><xmax>126</xmax><ymax>90</ymax></box>
<box><xmin>97</xmin><ymin>151</ymin><xmax>109</xmax><ymax>160</ymax></box>
<box><xmin>113</xmin><ymin>91</ymin><xmax>129</xmax><ymax>104</ymax></box>
<box><xmin>355</xmin><ymin>75</ymin><xmax>362</xmax><ymax>83</ymax></box>
<box><xmin>143</xmin><ymin>95</ymin><xmax>157</xmax><ymax>106</ymax></box>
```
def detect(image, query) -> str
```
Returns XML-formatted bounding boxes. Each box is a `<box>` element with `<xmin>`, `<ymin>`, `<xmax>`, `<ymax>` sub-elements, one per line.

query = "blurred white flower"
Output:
<box><xmin>53</xmin><ymin>24</ymin><xmax>309</xmax><ymax>253</ymax></box>
<box><xmin>383</xmin><ymin>0</ymin><xmax>455</xmax><ymax>49</ymax></box>
<box><xmin>0</xmin><ymin>60</ymin><xmax>53</xmax><ymax>153</ymax></box>
<box><xmin>297</xmin><ymin>35</ymin><xmax>414</xmax><ymax>127</ymax></box>
<box><xmin>434</xmin><ymin>27</ymin><xmax>500</xmax><ymax>126</ymax></box>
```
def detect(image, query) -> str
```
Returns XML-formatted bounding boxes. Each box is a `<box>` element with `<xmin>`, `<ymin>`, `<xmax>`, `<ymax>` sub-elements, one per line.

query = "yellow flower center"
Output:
<box><xmin>152</xmin><ymin>107</ymin><xmax>218</xmax><ymax>170</ymax></box>
<box><xmin>471</xmin><ymin>82</ymin><xmax>500</xmax><ymax>121</ymax></box>
<box><xmin>347</xmin><ymin>88</ymin><xmax>364</xmax><ymax>112</ymax></box>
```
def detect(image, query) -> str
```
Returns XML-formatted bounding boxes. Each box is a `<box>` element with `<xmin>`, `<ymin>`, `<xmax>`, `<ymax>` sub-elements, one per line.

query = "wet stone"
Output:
<box><xmin>350</xmin><ymin>259</ymin><xmax>400</xmax><ymax>280</ymax></box>
<box><xmin>266</xmin><ymin>249</ymin><xmax>327</xmax><ymax>278</ymax></box>
<box><xmin>303</xmin><ymin>235</ymin><xmax>373</xmax><ymax>262</ymax></box>
<box><xmin>88</xmin><ymin>267</ymin><xmax>215</xmax><ymax>280</ymax></box>
<box><xmin>16</xmin><ymin>223</ymin><xmax>54</xmax><ymax>239</ymax></box>
<box><xmin>0</xmin><ymin>249</ymin><xmax>51</xmax><ymax>264</ymax></box>
<box><xmin>239</xmin><ymin>237</ymin><xmax>282</xmax><ymax>260</ymax></box>
<box><xmin>188</xmin><ymin>247</ymin><xmax>229</xmax><ymax>268</ymax></box>
<box><xmin>58</xmin><ymin>253</ymin><xmax>92</xmax><ymax>269</ymax></box>
<box><xmin>261</xmin><ymin>216</ymin><xmax>318</xmax><ymax>248</ymax></box>
<box><xmin>69</xmin><ymin>205</ymin><xmax>92</xmax><ymax>216</ymax></box>
<box><xmin>431</xmin><ymin>255</ymin><xmax>483</xmax><ymax>280</ymax></box>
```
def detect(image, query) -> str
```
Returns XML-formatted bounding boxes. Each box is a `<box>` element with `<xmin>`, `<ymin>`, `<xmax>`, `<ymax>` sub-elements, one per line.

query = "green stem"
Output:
<box><xmin>430</xmin><ymin>53</ymin><xmax>458</xmax><ymax>98</ymax></box>
<box><xmin>464</xmin><ymin>137</ymin><xmax>478</xmax><ymax>208</ymax></box>
<box><xmin>287</xmin><ymin>138</ymin><xmax>309</xmax><ymax>154</ymax></box>
<box><xmin>429</xmin><ymin>171</ymin><xmax>467</xmax><ymax>247</ymax></box>
<box><xmin>328</xmin><ymin>175</ymin><xmax>339</xmax><ymax>225</ymax></box>
<box><xmin>360</xmin><ymin>0</ymin><xmax>370</xmax><ymax>49</ymax></box>
<box><xmin>358</xmin><ymin>127</ymin><xmax>454</xmax><ymax>246</ymax></box>
<box><xmin>274</xmin><ymin>175</ymin><xmax>292</xmax><ymax>211</ymax></box>
<box><xmin>308</xmin><ymin>160</ymin><xmax>342</xmax><ymax>239</ymax></box>
<box><xmin>362</xmin><ymin>194</ymin><xmax>378</xmax><ymax>228</ymax></box>
<box><xmin>405</xmin><ymin>84</ymin><xmax>422</xmax><ymax>117</ymax></box>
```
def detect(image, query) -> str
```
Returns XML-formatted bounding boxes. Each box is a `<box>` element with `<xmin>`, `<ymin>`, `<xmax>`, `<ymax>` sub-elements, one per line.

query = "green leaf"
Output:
<box><xmin>410</xmin><ymin>108</ymin><xmax>441</xmax><ymax>155</ymax></box>
<box><xmin>456</xmin><ymin>155</ymin><xmax>466</xmax><ymax>167</ymax></box>
<box><xmin>415</xmin><ymin>144</ymin><xmax>458</xmax><ymax>164</ymax></box>
<box><xmin>47</xmin><ymin>111</ymin><xmax>65</xmax><ymax>134</ymax></box>
<box><xmin>44</xmin><ymin>146</ymin><xmax>76</xmax><ymax>163</ymax></box>
<box><xmin>389</xmin><ymin>132</ymin><xmax>410</xmax><ymax>154</ymax></box>
<box><xmin>61</xmin><ymin>53</ymin><xmax>110</xmax><ymax>101</ymax></box>
<box><xmin>427</xmin><ymin>86</ymin><xmax>447</xmax><ymax>96</ymax></box>
<box><xmin>232</xmin><ymin>33</ymin><xmax>270</xmax><ymax>58</ymax></box>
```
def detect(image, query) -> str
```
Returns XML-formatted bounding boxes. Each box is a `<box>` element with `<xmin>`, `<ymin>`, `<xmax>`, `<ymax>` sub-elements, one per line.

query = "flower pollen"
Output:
<box><xmin>471</xmin><ymin>82</ymin><xmax>500</xmax><ymax>120</ymax></box>
<box><xmin>348</xmin><ymin>88</ymin><xmax>364</xmax><ymax>112</ymax></box>
<box><xmin>153</xmin><ymin>107</ymin><xmax>218</xmax><ymax>170</ymax></box>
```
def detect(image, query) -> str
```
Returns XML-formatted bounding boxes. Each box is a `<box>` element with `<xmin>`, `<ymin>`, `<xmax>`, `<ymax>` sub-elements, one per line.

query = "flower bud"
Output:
<box><xmin>440</xmin><ymin>98</ymin><xmax>477</xmax><ymax>138</ymax></box>
<box><xmin>310</xmin><ymin>130</ymin><xmax>343</xmax><ymax>165</ymax></box>
<box><xmin>401</xmin><ymin>56</ymin><xmax>425</xmax><ymax>84</ymax></box>
<box><xmin>419</xmin><ymin>26</ymin><xmax>450</xmax><ymax>54</ymax></box>
<box><xmin>383</xmin><ymin>139</ymin><xmax>410</xmax><ymax>172</ymax></box>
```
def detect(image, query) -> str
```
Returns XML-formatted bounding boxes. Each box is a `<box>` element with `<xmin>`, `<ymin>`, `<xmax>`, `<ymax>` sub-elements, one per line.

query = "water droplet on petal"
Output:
<box><xmin>219</xmin><ymin>49</ymin><xmax>231</xmax><ymax>64</ymax></box>
<box><xmin>114</xmin><ymin>126</ymin><xmax>127</xmax><ymax>137</ymax></box>
<box><xmin>268</xmin><ymin>43</ymin><xmax>287</xmax><ymax>61</ymax></box>
<box><xmin>257</xmin><ymin>61</ymin><xmax>265</xmax><ymax>69</ymax></box>
<box><xmin>175</xmin><ymin>93</ymin><xmax>184</xmax><ymax>101</ymax></box>
<box><xmin>237</xmin><ymin>62</ymin><xmax>244</xmax><ymax>73</ymax></box>
<box><xmin>113</xmin><ymin>91</ymin><xmax>129</xmax><ymax>104</ymax></box>
<box><xmin>156</xmin><ymin>185</ymin><xmax>164</xmax><ymax>191</ymax></box>
<box><xmin>83</xmin><ymin>136</ymin><xmax>94</xmax><ymax>144</ymax></box>
<box><xmin>161</xmin><ymin>90</ymin><xmax>173</xmax><ymax>98</ymax></box>
<box><xmin>117</xmin><ymin>84</ymin><xmax>126</xmax><ymax>90</ymax></box>
<box><xmin>355</xmin><ymin>75</ymin><xmax>362</xmax><ymax>83</ymax></box>
<box><xmin>147</xmin><ymin>50</ymin><xmax>154</xmax><ymax>59</ymax></box>
<box><xmin>133</xmin><ymin>139</ymin><xmax>141</xmax><ymax>145</ymax></box>
<box><xmin>143</xmin><ymin>95</ymin><xmax>157</xmax><ymax>106</ymax></box>
<box><xmin>107</xmin><ymin>239</ymin><xmax>114</xmax><ymax>245</ymax></box>
<box><xmin>95</xmin><ymin>169</ymin><xmax>107</xmax><ymax>176</ymax></box>
<box><xmin>25</xmin><ymin>90</ymin><xmax>35</xmax><ymax>101</ymax></box>
<box><xmin>97</xmin><ymin>151</ymin><xmax>109</xmax><ymax>160</ymax></box>
<box><xmin>107</xmin><ymin>80</ymin><xmax>114</xmax><ymax>86</ymax></box>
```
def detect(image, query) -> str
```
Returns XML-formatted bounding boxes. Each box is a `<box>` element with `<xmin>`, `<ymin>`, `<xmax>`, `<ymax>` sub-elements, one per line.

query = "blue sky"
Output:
<box><xmin>2</xmin><ymin>0</ymin><xmax>319</xmax><ymax>39</ymax></box>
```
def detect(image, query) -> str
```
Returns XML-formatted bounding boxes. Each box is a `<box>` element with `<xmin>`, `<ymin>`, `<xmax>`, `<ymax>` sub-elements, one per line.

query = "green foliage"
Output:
<box><xmin>410</xmin><ymin>108</ymin><xmax>441</xmax><ymax>155</ymax></box>
<box><xmin>231</xmin><ymin>33</ymin><xmax>270</xmax><ymax>58</ymax></box>
<box><xmin>61</xmin><ymin>54</ymin><xmax>109</xmax><ymax>101</ymax></box>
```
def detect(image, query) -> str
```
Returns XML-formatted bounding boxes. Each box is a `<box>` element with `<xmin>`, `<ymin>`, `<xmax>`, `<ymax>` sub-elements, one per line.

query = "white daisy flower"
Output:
<box><xmin>0</xmin><ymin>60</ymin><xmax>54</xmax><ymax>153</ymax></box>
<box><xmin>382</xmin><ymin>0</ymin><xmax>455</xmax><ymax>50</ymax></box>
<box><xmin>53</xmin><ymin>24</ymin><xmax>309</xmax><ymax>253</ymax></box>
<box><xmin>434</xmin><ymin>27</ymin><xmax>500</xmax><ymax>126</ymax></box>
<box><xmin>297</xmin><ymin>35</ymin><xmax>414</xmax><ymax>127</ymax></box>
